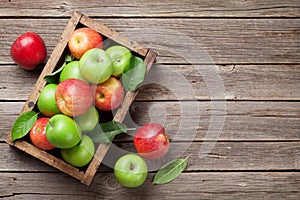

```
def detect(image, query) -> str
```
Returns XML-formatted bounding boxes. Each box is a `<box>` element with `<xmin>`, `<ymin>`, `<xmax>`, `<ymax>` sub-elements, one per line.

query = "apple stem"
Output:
<box><xmin>130</xmin><ymin>163</ymin><xmax>135</xmax><ymax>170</ymax></box>
<box><xmin>48</xmin><ymin>120</ymin><xmax>54</xmax><ymax>128</ymax></box>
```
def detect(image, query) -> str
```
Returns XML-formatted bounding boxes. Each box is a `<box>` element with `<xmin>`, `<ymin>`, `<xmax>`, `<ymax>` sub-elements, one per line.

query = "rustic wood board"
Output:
<box><xmin>1</xmin><ymin>172</ymin><xmax>299</xmax><ymax>199</ymax></box>
<box><xmin>1</xmin><ymin>64</ymin><xmax>299</xmax><ymax>101</ymax></box>
<box><xmin>1</xmin><ymin>0</ymin><xmax>299</xmax><ymax>17</ymax></box>
<box><xmin>0</xmin><ymin>1</ymin><xmax>299</xmax><ymax>198</ymax></box>
<box><xmin>1</xmin><ymin>142</ymin><xmax>299</xmax><ymax>172</ymax></box>
<box><xmin>1</xmin><ymin>19</ymin><xmax>300</xmax><ymax>64</ymax></box>
<box><xmin>1</xmin><ymin>101</ymin><xmax>300</xmax><ymax>142</ymax></box>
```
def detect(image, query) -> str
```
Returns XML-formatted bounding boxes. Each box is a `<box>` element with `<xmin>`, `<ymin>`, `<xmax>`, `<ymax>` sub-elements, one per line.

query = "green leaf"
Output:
<box><xmin>153</xmin><ymin>156</ymin><xmax>189</xmax><ymax>185</ymax></box>
<box><xmin>11</xmin><ymin>111</ymin><xmax>38</xmax><ymax>142</ymax></box>
<box><xmin>122</xmin><ymin>56</ymin><xmax>146</xmax><ymax>91</ymax></box>
<box><xmin>90</xmin><ymin>121</ymin><xmax>127</xmax><ymax>143</ymax></box>
<box><xmin>44</xmin><ymin>55</ymin><xmax>72</xmax><ymax>83</ymax></box>
<box><xmin>65</xmin><ymin>54</ymin><xmax>73</xmax><ymax>62</ymax></box>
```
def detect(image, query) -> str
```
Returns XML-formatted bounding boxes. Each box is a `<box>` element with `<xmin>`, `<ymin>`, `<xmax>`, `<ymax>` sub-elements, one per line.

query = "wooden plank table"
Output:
<box><xmin>1</xmin><ymin>0</ymin><xmax>299</xmax><ymax>199</ymax></box>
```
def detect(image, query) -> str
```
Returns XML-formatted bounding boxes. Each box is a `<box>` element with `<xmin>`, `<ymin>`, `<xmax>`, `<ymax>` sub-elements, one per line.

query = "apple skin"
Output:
<box><xmin>61</xmin><ymin>135</ymin><xmax>95</xmax><ymax>167</ymax></box>
<box><xmin>79</xmin><ymin>48</ymin><xmax>113</xmax><ymax>84</ymax></box>
<box><xmin>114</xmin><ymin>154</ymin><xmax>148</xmax><ymax>188</ymax></box>
<box><xmin>106</xmin><ymin>45</ymin><xmax>132</xmax><ymax>77</ymax></box>
<box><xmin>10</xmin><ymin>32</ymin><xmax>47</xmax><ymax>70</ymax></box>
<box><xmin>74</xmin><ymin>106</ymin><xmax>99</xmax><ymax>131</ymax></box>
<box><xmin>55</xmin><ymin>78</ymin><xmax>93</xmax><ymax>117</ymax></box>
<box><xmin>59</xmin><ymin>61</ymin><xmax>87</xmax><ymax>83</ymax></box>
<box><xmin>68</xmin><ymin>27</ymin><xmax>103</xmax><ymax>59</ymax></box>
<box><xmin>37</xmin><ymin>84</ymin><xmax>61</xmax><ymax>117</ymax></box>
<box><xmin>93</xmin><ymin>77</ymin><xmax>124</xmax><ymax>111</ymax></box>
<box><xmin>29</xmin><ymin>118</ymin><xmax>55</xmax><ymax>151</ymax></box>
<box><xmin>134</xmin><ymin>123</ymin><xmax>170</xmax><ymax>160</ymax></box>
<box><xmin>46</xmin><ymin>114</ymin><xmax>82</xmax><ymax>149</ymax></box>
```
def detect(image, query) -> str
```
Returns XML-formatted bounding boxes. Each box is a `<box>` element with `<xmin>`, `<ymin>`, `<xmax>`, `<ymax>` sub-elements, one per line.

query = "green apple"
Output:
<box><xmin>114</xmin><ymin>154</ymin><xmax>148</xmax><ymax>188</ymax></box>
<box><xmin>37</xmin><ymin>84</ymin><xmax>61</xmax><ymax>117</ymax></box>
<box><xmin>46</xmin><ymin>114</ymin><xmax>82</xmax><ymax>149</ymax></box>
<box><xmin>106</xmin><ymin>46</ymin><xmax>132</xmax><ymax>77</ymax></box>
<box><xmin>74</xmin><ymin>106</ymin><xmax>99</xmax><ymax>131</ymax></box>
<box><xmin>59</xmin><ymin>61</ymin><xmax>87</xmax><ymax>83</ymax></box>
<box><xmin>79</xmin><ymin>48</ymin><xmax>113</xmax><ymax>84</ymax></box>
<box><xmin>61</xmin><ymin>135</ymin><xmax>95</xmax><ymax>167</ymax></box>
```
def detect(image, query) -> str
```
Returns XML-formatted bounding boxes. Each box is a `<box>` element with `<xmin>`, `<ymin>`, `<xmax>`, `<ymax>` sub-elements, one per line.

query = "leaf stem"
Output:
<box><xmin>126</xmin><ymin>127</ymin><xmax>137</xmax><ymax>131</ymax></box>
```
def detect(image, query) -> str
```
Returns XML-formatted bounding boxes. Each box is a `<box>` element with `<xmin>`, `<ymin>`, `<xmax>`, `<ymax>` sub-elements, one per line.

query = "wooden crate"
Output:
<box><xmin>6</xmin><ymin>11</ymin><xmax>157</xmax><ymax>186</ymax></box>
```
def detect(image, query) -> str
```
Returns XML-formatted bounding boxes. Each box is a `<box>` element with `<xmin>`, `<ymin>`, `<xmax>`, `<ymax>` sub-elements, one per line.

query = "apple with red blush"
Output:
<box><xmin>68</xmin><ymin>27</ymin><xmax>103</xmax><ymax>59</ymax></box>
<box><xmin>55</xmin><ymin>78</ymin><xmax>93</xmax><ymax>117</ymax></box>
<box><xmin>93</xmin><ymin>76</ymin><xmax>124</xmax><ymax>111</ymax></box>
<box><xmin>29</xmin><ymin>117</ymin><xmax>55</xmax><ymax>151</ymax></box>
<box><xmin>10</xmin><ymin>32</ymin><xmax>47</xmax><ymax>70</ymax></box>
<box><xmin>134</xmin><ymin>123</ymin><xmax>170</xmax><ymax>160</ymax></box>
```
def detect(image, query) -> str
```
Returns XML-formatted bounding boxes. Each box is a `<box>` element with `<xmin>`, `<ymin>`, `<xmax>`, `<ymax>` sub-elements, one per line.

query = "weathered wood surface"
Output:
<box><xmin>1</xmin><ymin>172</ymin><xmax>299</xmax><ymax>199</ymax></box>
<box><xmin>1</xmin><ymin>64</ymin><xmax>299</xmax><ymax>101</ymax></box>
<box><xmin>1</xmin><ymin>142</ymin><xmax>299</xmax><ymax>172</ymax></box>
<box><xmin>0</xmin><ymin>0</ymin><xmax>299</xmax><ymax>17</ymax></box>
<box><xmin>1</xmin><ymin>18</ymin><xmax>300</xmax><ymax>64</ymax></box>
<box><xmin>1</xmin><ymin>101</ymin><xmax>299</xmax><ymax>142</ymax></box>
<box><xmin>1</xmin><ymin>1</ymin><xmax>300</xmax><ymax>199</ymax></box>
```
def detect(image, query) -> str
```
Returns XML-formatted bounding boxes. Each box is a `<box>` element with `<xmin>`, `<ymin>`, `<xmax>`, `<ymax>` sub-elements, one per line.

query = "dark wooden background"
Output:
<box><xmin>0</xmin><ymin>0</ymin><xmax>299</xmax><ymax>199</ymax></box>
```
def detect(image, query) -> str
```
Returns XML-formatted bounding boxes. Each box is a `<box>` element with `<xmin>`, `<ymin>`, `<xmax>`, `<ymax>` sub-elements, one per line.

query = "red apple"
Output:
<box><xmin>134</xmin><ymin>123</ymin><xmax>170</xmax><ymax>160</ymax></box>
<box><xmin>29</xmin><ymin>117</ymin><xmax>55</xmax><ymax>151</ymax></box>
<box><xmin>93</xmin><ymin>77</ymin><xmax>124</xmax><ymax>111</ymax></box>
<box><xmin>68</xmin><ymin>27</ymin><xmax>103</xmax><ymax>59</ymax></box>
<box><xmin>55</xmin><ymin>78</ymin><xmax>93</xmax><ymax>116</ymax></box>
<box><xmin>10</xmin><ymin>32</ymin><xmax>47</xmax><ymax>70</ymax></box>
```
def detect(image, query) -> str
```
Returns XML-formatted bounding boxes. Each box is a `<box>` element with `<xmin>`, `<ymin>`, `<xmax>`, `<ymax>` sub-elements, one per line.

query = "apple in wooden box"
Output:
<box><xmin>6</xmin><ymin>11</ymin><xmax>157</xmax><ymax>185</ymax></box>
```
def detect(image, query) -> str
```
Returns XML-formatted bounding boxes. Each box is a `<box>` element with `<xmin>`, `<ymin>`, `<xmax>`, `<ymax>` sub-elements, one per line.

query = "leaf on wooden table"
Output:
<box><xmin>11</xmin><ymin>111</ymin><xmax>38</xmax><ymax>142</ymax></box>
<box><xmin>153</xmin><ymin>156</ymin><xmax>189</xmax><ymax>185</ymax></box>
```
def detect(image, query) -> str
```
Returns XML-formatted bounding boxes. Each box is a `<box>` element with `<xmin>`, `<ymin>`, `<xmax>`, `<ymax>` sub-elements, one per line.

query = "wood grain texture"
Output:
<box><xmin>1</xmin><ymin>64</ymin><xmax>299</xmax><ymax>101</ymax></box>
<box><xmin>1</xmin><ymin>1</ymin><xmax>299</xmax><ymax>197</ymax></box>
<box><xmin>126</xmin><ymin>101</ymin><xmax>300</xmax><ymax>141</ymax></box>
<box><xmin>1</xmin><ymin>142</ymin><xmax>299</xmax><ymax>172</ymax></box>
<box><xmin>1</xmin><ymin>101</ymin><xmax>299</xmax><ymax>142</ymax></box>
<box><xmin>79</xmin><ymin>13</ymin><xmax>149</xmax><ymax>57</ymax></box>
<box><xmin>136</xmin><ymin>64</ymin><xmax>300</xmax><ymax>101</ymax></box>
<box><xmin>115</xmin><ymin>142</ymin><xmax>300</xmax><ymax>171</ymax></box>
<box><xmin>1</xmin><ymin>172</ymin><xmax>299</xmax><ymax>199</ymax></box>
<box><xmin>1</xmin><ymin>18</ymin><xmax>299</xmax><ymax>64</ymax></box>
<box><xmin>0</xmin><ymin>0</ymin><xmax>299</xmax><ymax>17</ymax></box>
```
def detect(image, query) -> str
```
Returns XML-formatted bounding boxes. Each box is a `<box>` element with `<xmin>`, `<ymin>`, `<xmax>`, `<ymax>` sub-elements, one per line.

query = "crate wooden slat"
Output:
<box><xmin>6</xmin><ymin>11</ymin><xmax>157</xmax><ymax>186</ymax></box>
